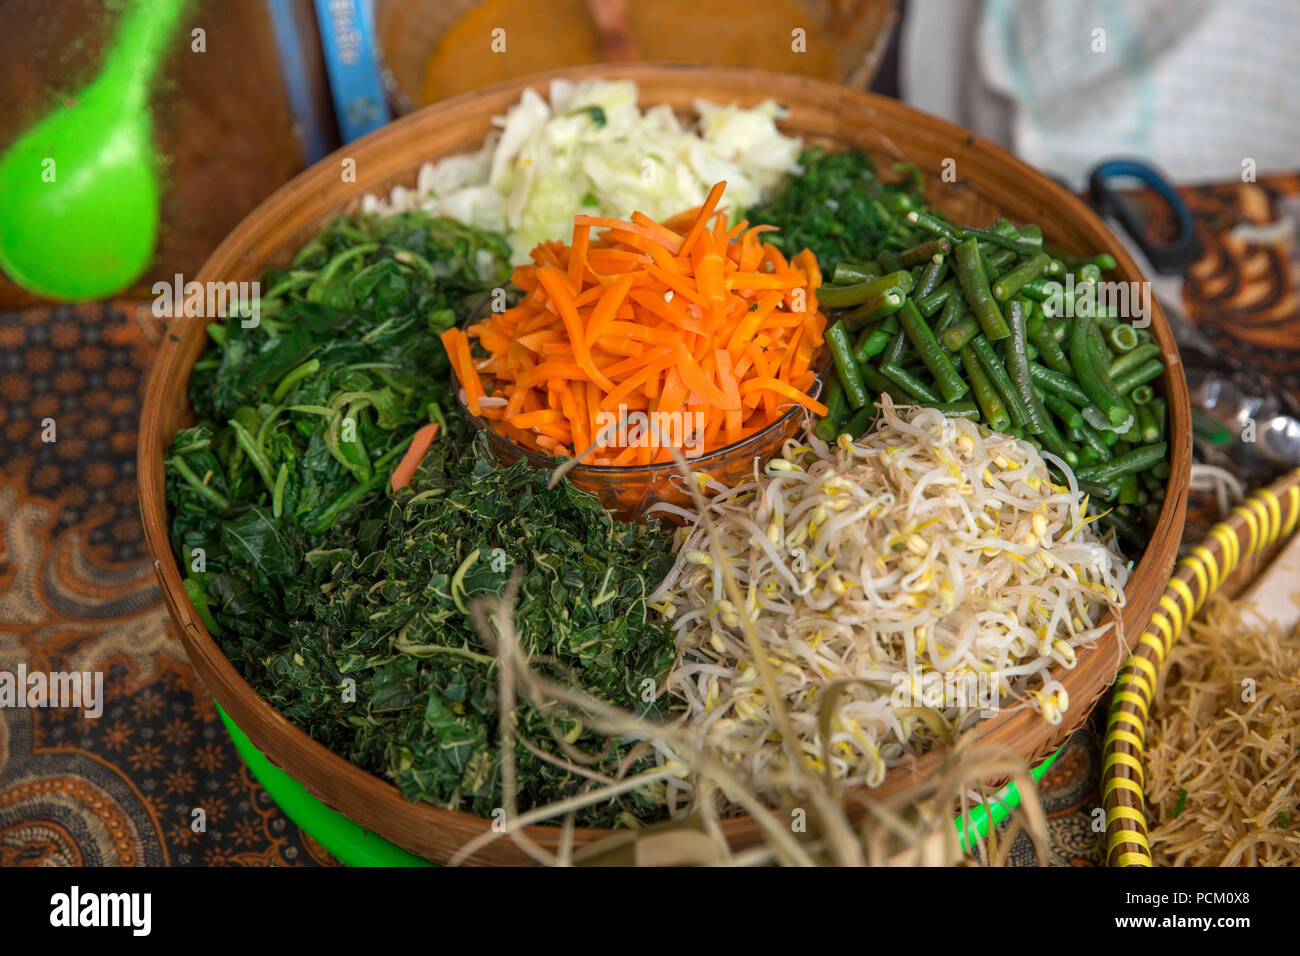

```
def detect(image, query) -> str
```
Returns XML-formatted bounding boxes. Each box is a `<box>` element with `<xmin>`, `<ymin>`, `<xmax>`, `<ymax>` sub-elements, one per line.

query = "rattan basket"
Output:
<box><xmin>1103</xmin><ymin>466</ymin><xmax>1300</xmax><ymax>866</ymax></box>
<box><xmin>138</xmin><ymin>64</ymin><xmax>1191</xmax><ymax>865</ymax></box>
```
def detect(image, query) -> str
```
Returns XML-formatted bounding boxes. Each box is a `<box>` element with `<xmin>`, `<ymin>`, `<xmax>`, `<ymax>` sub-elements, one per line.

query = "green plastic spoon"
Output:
<box><xmin>0</xmin><ymin>0</ymin><xmax>190</xmax><ymax>300</ymax></box>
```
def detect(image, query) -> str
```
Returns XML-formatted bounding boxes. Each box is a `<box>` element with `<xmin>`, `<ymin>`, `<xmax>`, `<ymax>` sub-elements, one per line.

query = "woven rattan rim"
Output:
<box><xmin>1102</xmin><ymin>466</ymin><xmax>1300</xmax><ymax>866</ymax></box>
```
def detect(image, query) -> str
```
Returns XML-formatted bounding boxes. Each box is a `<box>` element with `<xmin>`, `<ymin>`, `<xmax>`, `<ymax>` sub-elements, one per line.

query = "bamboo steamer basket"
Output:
<box><xmin>138</xmin><ymin>64</ymin><xmax>1191</xmax><ymax>865</ymax></box>
<box><xmin>1103</xmin><ymin>467</ymin><xmax>1300</xmax><ymax>867</ymax></box>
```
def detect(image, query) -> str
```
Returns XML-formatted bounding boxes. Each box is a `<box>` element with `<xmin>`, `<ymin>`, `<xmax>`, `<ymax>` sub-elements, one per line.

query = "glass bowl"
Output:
<box><xmin>465</xmin><ymin>364</ymin><xmax>827</xmax><ymax>521</ymax></box>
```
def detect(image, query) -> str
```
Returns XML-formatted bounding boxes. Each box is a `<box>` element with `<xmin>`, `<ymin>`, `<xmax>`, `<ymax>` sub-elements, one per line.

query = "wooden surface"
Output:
<box><xmin>137</xmin><ymin>64</ymin><xmax>1191</xmax><ymax>865</ymax></box>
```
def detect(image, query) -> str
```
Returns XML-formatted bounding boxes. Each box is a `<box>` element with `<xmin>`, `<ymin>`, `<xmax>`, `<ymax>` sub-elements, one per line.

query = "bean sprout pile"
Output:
<box><xmin>650</xmin><ymin>399</ymin><xmax>1129</xmax><ymax>806</ymax></box>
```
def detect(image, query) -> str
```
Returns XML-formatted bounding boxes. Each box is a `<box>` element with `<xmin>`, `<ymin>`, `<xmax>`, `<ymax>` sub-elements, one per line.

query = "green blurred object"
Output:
<box><xmin>220</xmin><ymin>683</ymin><xmax>1057</xmax><ymax>865</ymax></box>
<box><xmin>217</xmin><ymin>702</ymin><xmax>434</xmax><ymax>867</ymax></box>
<box><xmin>0</xmin><ymin>0</ymin><xmax>189</xmax><ymax>299</ymax></box>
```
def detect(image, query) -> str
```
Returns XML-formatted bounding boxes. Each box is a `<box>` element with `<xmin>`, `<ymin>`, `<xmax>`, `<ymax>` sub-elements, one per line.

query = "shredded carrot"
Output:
<box><xmin>390</xmin><ymin>423</ymin><xmax>441</xmax><ymax>492</ymax></box>
<box><xmin>442</xmin><ymin>181</ymin><xmax>827</xmax><ymax>464</ymax></box>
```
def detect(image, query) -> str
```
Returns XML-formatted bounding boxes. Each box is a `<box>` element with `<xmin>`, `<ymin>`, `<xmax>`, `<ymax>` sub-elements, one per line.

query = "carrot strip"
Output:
<box><xmin>573</xmin><ymin>216</ymin><xmax>682</xmax><ymax>254</ymax></box>
<box><xmin>568</xmin><ymin>223</ymin><xmax>590</xmax><ymax>287</ymax></box>
<box><xmin>679</xmin><ymin>181</ymin><xmax>727</xmax><ymax>257</ymax></box>
<box><xmin>739</xmin><ymin>376</ymin><xmax>829</xmax><ymax>416</ymax></box>
<box><xmin>674</xmin><ymin>343</ymin><xmax>731</xmax><ymax>409</ymax></box>
<box><xmin>583</xmin><ymin>272</ymin><xmax>635</xmax><ymax>348</ymax></box>
<box><xmin>513</xmin><ymin>409</ymin><xmax>563</xmax><ymax>429</ymax></box>
<box><xmin>462</xmin><ymin>180</ymin><xmax>827</xmax><ymax>462</ymax></box>
<box><xmin>440</xmin><ymin>328</ymin><xmax>485</xmax><ymax>416</ymax></box>
<box><xmin>390</xmin><ymin>423</ymin><xmax>440</xmax><ymax>492</ymax></box>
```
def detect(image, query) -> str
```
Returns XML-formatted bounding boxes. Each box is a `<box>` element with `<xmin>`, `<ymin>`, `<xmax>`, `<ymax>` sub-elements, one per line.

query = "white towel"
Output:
<box><xmin>902</xmin><ymin>0</ymin><xmax>1300</xmax><ymax>186</ymax></box>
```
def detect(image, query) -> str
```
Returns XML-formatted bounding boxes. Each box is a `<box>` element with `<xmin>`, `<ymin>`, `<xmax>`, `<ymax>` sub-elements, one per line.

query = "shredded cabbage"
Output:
<box><xmin>362</xmin><ymin>79</ymin><xmax>802</xmax><ymax>263</ymax></box>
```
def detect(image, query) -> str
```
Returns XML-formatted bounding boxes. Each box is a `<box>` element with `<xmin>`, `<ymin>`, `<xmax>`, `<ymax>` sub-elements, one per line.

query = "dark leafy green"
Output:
<box><xmin>271</xmin><ymin>437</ymin><xmax>677</xmax><ymax>823</ymax></box>
<box><xmin>746</xmin><ymin>147</ymin><xmax>925</xmax><ymax>269</ymax></box>
<box><xmin>165</xmin><ymin>210</ymin><xmax>678</xmax><ymax>827</ymax></box>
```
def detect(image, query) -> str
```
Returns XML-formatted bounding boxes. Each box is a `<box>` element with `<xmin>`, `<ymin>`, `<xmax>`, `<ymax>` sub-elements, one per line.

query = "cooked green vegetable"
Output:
<box><xmin>955</xmin><ymin>238</ymin><xmax>1012</xmax><ymax>340</ymax></box>
<box><xmin>165</xmin><ymin>210</ymin><xmax>678</xmax><ymax>826</ymax></box>
<box><xmin>753</xmin><ymin>148</ymin><xmax>1170</xmax><ymax>546</ymax></box>
<box><xmin>897</xmin><ymin>299</ymin><xmax>967</xmax><ymax>403</ymax></box>
<box><xmin>969</xmin><ymin>335</ymin><xmax>1031</xmax><ymax>430</ymax></box>
<box><xmin>1070</xmin><ymin>316</ymin><xmax>1130</xmax><ymax>426</ymax></box>
<box><xmin>841</xmin><ymin>288</ymin><xmax>906</xmax><ymax>328</ymax></box>
<box><xmin>1003</xmin><ymin>297</ymin><xmax>1049</xmax><ymax>436</ymax></box>
<box><xmin>746</xmin><ymin>147</ymin><xmax>927</xmax><ymax>267</ymax></box>
<box><xmin>827</xmin><ymin>321</ymin><xmax>869</xmax><ymax>409</ymax></box>
<box><xmin>992</xmin><ymin>251</ymin><xmax>1050</xmax><ymax>302</ymax></box>
<box><xmin>941</xmin><ymin>314</ymin><xmax>982</xmax><ymax>352</ymax></box>
<box><xmin>294</xmin><ymin>438</ymin><xmax>678</xmax><ymax>823</ymax></box>
<box><xmin>817</xmin><ymin>269</ymin><xmax>914</xmax><ymax>309</ymax></box>
<box><xmin>879</xmin><ymin>361</ymin><xmax>940</xmax><ymax>403</ymax></box>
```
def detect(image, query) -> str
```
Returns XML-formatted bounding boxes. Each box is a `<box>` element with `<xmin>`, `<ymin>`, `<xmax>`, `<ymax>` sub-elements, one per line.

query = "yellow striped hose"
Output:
<box><xmin>1103</xmin><ymin>467</ymin><xmax>1300</xmax><ymax>866</ymax></box>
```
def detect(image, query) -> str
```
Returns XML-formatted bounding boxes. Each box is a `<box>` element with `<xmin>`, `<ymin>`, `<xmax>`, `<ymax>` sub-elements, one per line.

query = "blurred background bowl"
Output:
<box><xmin>374</xmin><ymin>0</ymin><xmax>898</xmax><ymax>113</ymax></box>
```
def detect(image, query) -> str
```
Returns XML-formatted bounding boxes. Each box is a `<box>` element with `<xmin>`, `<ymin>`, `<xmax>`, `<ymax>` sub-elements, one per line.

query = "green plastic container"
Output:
<box><xmin>219</xmin><ymin>702</ymin><xmax>1058</xmax><ymax>866</ymax></box>
<box><xmin>217</xmin><ymin>703</ymin><xmax>432</xmax><ymax>867</ymax></box>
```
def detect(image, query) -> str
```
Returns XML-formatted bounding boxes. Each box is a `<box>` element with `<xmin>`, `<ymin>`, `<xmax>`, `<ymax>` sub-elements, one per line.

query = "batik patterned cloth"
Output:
<box><xmin>0</xmin><ymin>302</ymin><xmax>335</xmax><ymax>866</ymax></box>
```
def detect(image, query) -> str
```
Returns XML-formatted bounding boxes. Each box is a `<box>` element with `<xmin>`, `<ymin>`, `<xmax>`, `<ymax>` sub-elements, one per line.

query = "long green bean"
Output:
<box><xmin>1070</xmin><ymin>316</ymin><xmax>1129</xmax><ymax>425</ymax></box>
<box><xmin>1075</xmin><ymin>443</ymin><xmax>1168</xmax><ymax>484</ymax></box>
<box><xmin>814</xmin><ymin>377</ymin><xmax>847</xmax><ymax>441</ymax></box>
<box><xmin>900</xmin><ymin>238</ymin><xmax>951</xmax><ymax>268</ymax></box>
<box><xmin>817</xmin><ymin>270</ymin><xmax>915</xmax><ymax>309</ymax></box>
<box><xmin>841</xmin><ymin>288</ymin><xmax>906</xmax><ymax>329</ymax></box>
<box><xmin>832</xmin><ymin>262</ymin><xmax>878</xmax><ymax>285</ymax></box>
<box><xmin>858</xmin><ymin>362</ymin><xmax>909</xmax><ymax>404</ymax></box>
<box><xmin>1112</xmin><ymin>358</ymin><xmax>1164</xmax><ymax>395</ymax></box>
<box><xmin>959</xmin><ymin>345</ymin><xmax>1010</xmax><ymax>432</ymax></box>
<box><xmin>969</xmin><ymin>335</ymin><xmax>1032</xmax><ymax>429</ymax></box>
<box><xmin>1130</xmin><ymin>384</ymin><xmax>1155</xmax><ymax>406</ymax></box>
<box><xmin>1026</xmin><ymin>317</ymin><xmax>1072</xmax><ymax>375</ymax></box>
<box><xmin>826</xmin><ymin>322</ymin><xmax>869</xmax><ymax>409</ymax></box>
<box><xmin>881</xmin><ymin>327</ymin><xmax>908</xmax><ymax>366</ymax></box>
<box><xmin>906</xmin><ymin>210</ymin><xmax>962</xmax><ymax>243</ymax></box>
<box><xmin>1003</xmin><ymin>298</ymin><xmax>1048</xmax><ymax>434</ymax></box>
<box><xmin>941</xmin><ymin>315</ymin><xmax>981</xmax><ymax>352</ymax></box>
<box><xmin>1028</xmin><ymin>362</ymin><xmax>1091</xmax><ymax>406</ymax></box>
<box><xmin>954</xmin><ymin>237</ymin><xmax>1011</xmax><ymax>340</ymax></box>
<box><xmin>1135</xmin><ymin>401</ymin><xmax>1159</xmax><ymax>443</ymax></box>
<box><xmin>992</xmin><ymin>252</ymin><xmax>1051</xmax><ymax>301</ymax></box>
<box><xmin>934</xmin><ymin>296</ymin><xmax>963</xmax><ymax>337</ymax></box>
<box><xmin>1109</xmin><ymin>343</ymin><xmax>1161</xmax><ymax>378</ymax></box>
<box><xmin>897</xmin><ymin>299</ymin><xmax>968</xmax><ymax>403</ymax></box>
<box><xmin>916</xmin><ymin>277</ymin><xmax>958</xmax><ymax>317</ymax></box>
<box><xmin>1150</xmin><ymin>397</ymin><xmax>1167</xmax><ymax>442</ymax></box>
<box><xmin>915</xmin><ymin>256</ymin><xmax>948</xmax><ymax>299</ymax></box>
<box><xmin>924</xmin><ymin>400</ymin><xmax>980</xmax><ymax>419</ymax></box>
<box><xmin>1041</xmin><ymin>391</ymin><xmax>1083</xmax><ymax>429</ymax></box>
<box><xmin>879</xmin><ymin>362</ymin><xmax>941</xmax><ymax>403</ymax></box>
<box><xmin>1106</xmin><ymin>323</ymin><xmax>1139</xmax><ymax>352</ymax></box>
<box><xmin>852</xmin><ymin>314</ymin><xmax>900</xmax><ymax>363</ymax></box>
<box><xmin>1074</xmin><ymin>421</ymin><xmax>1113</xmax><ymax>462</ymax></box>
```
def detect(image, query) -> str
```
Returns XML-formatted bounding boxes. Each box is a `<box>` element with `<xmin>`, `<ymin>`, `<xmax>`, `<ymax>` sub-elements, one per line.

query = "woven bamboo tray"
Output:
<box><xmin>139</xmin><ymin>64</ymin><xmax>1191</xmax><ymax>865</ymax></box>
<box><xmin>1103</xmin><ymin>466</ymin><xmax>1300</xmax><ymax>866</ymax></box>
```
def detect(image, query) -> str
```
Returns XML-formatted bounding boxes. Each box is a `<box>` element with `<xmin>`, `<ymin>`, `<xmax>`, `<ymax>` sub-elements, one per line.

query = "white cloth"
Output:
<box><xmin>901</xmin><ymin>0</ymin><xmax>1300</xmax><ymax>186</ymax></box>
